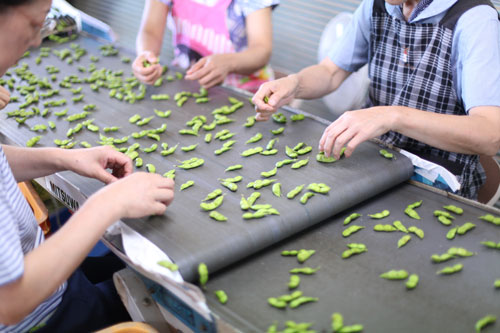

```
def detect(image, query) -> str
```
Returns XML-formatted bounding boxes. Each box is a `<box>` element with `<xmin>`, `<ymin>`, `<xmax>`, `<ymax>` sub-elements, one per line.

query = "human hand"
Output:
<box><xmin>64</xmin><ymin>146</ymin><xmax>133</xmax><ymax>184</ymax></box>
<box><xmin>92</xmin><ymin>172</ymin><xmax>175</xmax><ymax>220</ymax></box>
<box><xmin>319</xmin><ymin>107</ymin><xmax>393</xmax><ymax>159</ymax></box>
<box><xmin>252</xmin><ymin>75</ymin><xmax>299</xmax><ymax>121</ymax></box>
<box><xmin>185</xmin><ymin>54</ymin><xmax>231</xmax><ymax>88</ymax></box>
<box><xmin>0</xmin><ymin>86</ymin><xmax>10</xmax><ymax>110</ymax></box>
<box><xmin>132</xmin><ymin>51</ymin><xmax>162</xmax><ymax>85</ymax></box>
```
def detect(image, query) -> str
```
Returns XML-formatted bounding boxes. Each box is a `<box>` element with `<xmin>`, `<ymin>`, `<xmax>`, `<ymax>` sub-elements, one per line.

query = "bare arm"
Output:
<box><xmin>253</xmin><ymin>57</ymin><xmax>351</xmax><ymax>120</ymax></box>
<box><xmin>133</xmin><ymin>0</ymin><xmax>169</xmax><ymax>84</ymax></box>
<box><xmin>0</xmin><ymin>172</ymin><xmax>175</xmax><ymax>325</ymax></box>
<box><xmin>136</xmin><ymin>0</ymin><xmax>169</xmax><ymax>56</ymax></box>
<box><xmin>319</xmin><ymin>105</ymin><xmax>500</xmax><ymax>159</ymax></box>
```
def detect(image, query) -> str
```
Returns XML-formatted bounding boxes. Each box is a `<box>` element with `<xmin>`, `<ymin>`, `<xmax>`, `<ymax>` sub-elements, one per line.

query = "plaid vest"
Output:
<box><xmin>369</xmin><ymin>0</ymin><xmax>497</xmax><ymax>199</ymax></box>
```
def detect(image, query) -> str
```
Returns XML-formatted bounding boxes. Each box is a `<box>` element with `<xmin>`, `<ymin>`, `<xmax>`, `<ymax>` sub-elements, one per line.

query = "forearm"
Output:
<box><xmin>0</xmin><ymin>195</ymin><xmax>119</xmax><ymax>324</ymax></box>
<box><xmin>390</xmin><ymin>105</ymin><xmax>500</xmax><ymax>155</ymax></box>
<box><xmin>293</xmin><ymin>59</ymin><xmax>351</xmax><ymax>100</ymax></box>
<box><xmin>136</xmin><ymin>0</ymin><xmax>168</xmax><ymax>56</ymax></box>
<box><xmin>136</xmin><ymin>31</ymin><xmax>163</xmax><ymax>56</ymax></box>
<box><xmin>225</xmin><ymin>46</ymin><xmax>271</xmax><ymax>76</ymax></box>
<box><xmin>2</xmin><ymin>145</ymin><xmax>68</xmax><ymax>182</ymax></box>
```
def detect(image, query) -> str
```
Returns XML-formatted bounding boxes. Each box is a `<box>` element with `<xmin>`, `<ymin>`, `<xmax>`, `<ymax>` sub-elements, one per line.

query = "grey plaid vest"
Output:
<box><xmin>369</xmin><ymin>0</ymin><xmax>497</xmax><ymax>199</ymax></box>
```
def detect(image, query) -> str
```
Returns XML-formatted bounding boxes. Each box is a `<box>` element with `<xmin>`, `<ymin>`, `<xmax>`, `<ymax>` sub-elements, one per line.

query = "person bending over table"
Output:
<box><xmin>0</xmin><ymin>1</ymin><xmax>175</xmax><ymax>331</ymax></box>
<box><xmin>132</xmin><ymin>0</ymin><xmax>278</xmax><ymax>92</ymax></box>
<box><xmin>253</xmin><ymin>0</ymin><xmax>500</xmax><ymax>200</ymax></box>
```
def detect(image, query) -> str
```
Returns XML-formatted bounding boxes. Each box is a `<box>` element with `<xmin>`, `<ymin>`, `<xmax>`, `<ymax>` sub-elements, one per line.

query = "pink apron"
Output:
<box><xmin>171</xmin><ymin>0</ymin><xmax>273</xmax><ymax>92</ymax></box>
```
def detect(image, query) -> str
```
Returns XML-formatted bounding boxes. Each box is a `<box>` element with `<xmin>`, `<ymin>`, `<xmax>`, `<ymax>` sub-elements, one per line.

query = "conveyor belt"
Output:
<box><xmin>203</xmin><ymin>182</ymin><xmax>500</xmax><ymax>333</ymax></box>
<box><xmin>2</xmin><ymin>35</ymin><xmax>412</xmax><ymax>283</ymax></box>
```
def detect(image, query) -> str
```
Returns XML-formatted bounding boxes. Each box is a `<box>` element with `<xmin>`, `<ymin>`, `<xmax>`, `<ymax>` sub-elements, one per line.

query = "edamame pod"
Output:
<box><xmin>287</xmin><ymin>185</ymin><xmax>305</xmax><ymax>199</ymax></box>
<box><xmin>300</xmin><ymin>192</ymin><xmax>315</xmax><ymax>204</ymax></box>
<box><xmin>437</xmin><ymin>263</ymin><xmax>463</xmax><ymax>275</ymax></box>
<box><xmin>446</xmin><ymin>227</ymin><xmax>458</xmax><ymax>240</ymax></box>
<box><xmin>289</xmin><ymin>267</ymin><xmax>320</xmax><ymax>275</ymax></box>
<box><xmin>209</xmin><ymin>210</ymin><xmax>228</xmax><ymax>222</ymax></box>
<box><xmin>443</xmin><ymin>204</ymin><xmax>463</xmax><ymax>215</ymax></box>
<box><xmin>374</xmin><ymin>224</ymin><xmax>397</xmax><ymax>232</ymax></box>
<box><xmin>198</xmin><ymin>263</ymin><xmax>208</xmax><ymax>287</ymax></box>
<box><xmin>297</xmin><ymin>249</ymin><xmax>315</xmax><ymax>263</ymax></box>
<box><xmin>342</xmin><ymin>225</ymin><xmax>365</xmax><ymax>237</ymax></box>
<box><xmin>368</xmin><ymin>210</ymin><xmax>390</xmax><ymax>219</ymax></box>
<box><xmin>225</xmin><ymin>164</ymin><xmax>243</xmax><ymax>172</ymax></box>
<box><xmin>408</xmin><ymin>226</ymin><xmax>424</xmax><ymax>239</ymax></box>
<box><xmin>288</xmin><ymin>275</ymin><xmax>300</xmax><ymax>289</ymax></box>
<box><xmin>344</xmin><ymin>213</ymin><xmax>361</xmax><ymax>225</ymax></box>
<box><xmin>267</xmin><ymin>297</ymin><xmax>287</xmax><ymax>309</ymax></box>
<box><xmin>261</xmin><ymin>167</ymin><xmax>278</xmax><ymax>178</ymax></box>
<box><xmin>380</xmin><ymin>269</ymin><xmax>409</xmax><ymax>280</ymax></box>
<box><xmin>157</xmin><ymin>260</ymin><xmax>179</xmax><ymax>272</ymax></box>
<box><xmin>200</xmin><ymin>195</ymin><xmax>224</xmax><ymax>211</ymax></box>
<box><xmin>214</xmin><ymin>290</ymin><xmax>228</xmax><ymax>304</ymax></box>
<box><xmin>398</xmin><ymin>235</ymin><xmax>411</xmax><ymax>248</ymax></box>
<box><xmin>146</xmin><ymin>164</ymin><xmax>156</xmax><ymax>173</ymax></box>
<box><xmin>246</xmin><ymin>132</ymin><xmax>263</xmax><ymax>144</ymax></box>
<box><xmin>393</xmin><ymin>220</ymin><xmax>408</xmax><ymax>233</ymax></box>
<box><xmin>289</xmin><ymin>296</ymin><xmax>318</xmax><ymax>309</ymax></box>
<box><xmin>180</xmin><ymin>180</ymin><xmax>194</xmax><ymax>190</ymax></box>
<box><xmin>406</xmin><ymin>274</ymin><xmax>419</xmax><ymax>289</ymax></box>
<box><xmin>475</xmin><ymin>315</ymin><xmax>497</xmax><ymax>333</ymax></box>
<box><xmin>456</xmin><ymin>222</ymin><xmax>475</xmax><ymax>235</ymax></box>
<box><xmin>272</xmin><ymin>183</ymin><xmax>281</xmax><ymax>197</ymax></box>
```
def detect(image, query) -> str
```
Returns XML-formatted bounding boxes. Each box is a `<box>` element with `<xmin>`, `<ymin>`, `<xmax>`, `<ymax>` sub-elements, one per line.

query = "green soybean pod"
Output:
<box><xmin>135</xmin><ymin>157</ymin><xmax>143</xmax><ymax>168</ymax></box>
<box><xmin>291</xmin><ymin>158</ymin><xmax>309</xmax><ymax>170</ymax></box>
<box><xmin>180</xmin><ymin>180</ymin><xmax>194</xmax><ymax>190</ymax></box>
<box><xmin>260</xmin><ymin>149</ymin><xmax>278</xmax><ymax>156</ymax></box>
<box><xmin>282</xmin><ymin>250</ymin><xmax>298</xmax><ymax>256</ymax></box>
<box><xmin>431</xmin><ymin>253</ymin><xmax>455</xmax><ymax>263</ymax></box>
<box><xmin>203</xmin><ymin>189</ymin><xmax>222</xmax><ymax>201</ymax></box>
<box><xmin>244</xmin><ymin>116</ymin><xmax>256</xmax><ymax>128</ymax></box>
<box><xmin>434</xmin><ymin>210</ymin><xmax>455</xmax><ymax>219</ymax></box>
<box><xmin>457</xmin><ymin>222</ymin><xmax>476</xmax><ymax>235</ymax></box>
<box><xmin>247</xmin><ymin>192</ymin><xmax>261</xmax><ymax>206</ymax></box>
<box><xmin>157</xmin><ymin>260</ymin><xmax>179</xmax><ymax>272</ymax></box>
<box><xmin>285</xmin><ymin>146</ymin><xmax>299</xmax><ymax>159</ymax></box>
<box><xmin>480</xmin><ymin>241</ymin><xmax>500</xmax><ymax>249</ymax></box>
<box><xmin>379</xmin><ymin>149</ymin><xmax>393</xmax><ymax>159</ymax></box>
<box><xmin>300</xmin><ymin>192</ymin><xmax>315</xmax><ymax>204</ymax></box>
<box><xmin>447</xmin><ymin>247</ymin><xmax>475</xmax><ymax>257</ymax></box>
<box><xmin>494</xmin><ymin>279</ymin><xmax>500</xmax><ymax>289</ymax></box>
<box><xmin>374</xmin><ymin>224</ymin><xmax>397</xmax><ymax>232</ymax></box>
<box><xmin>398</xmin><ymin>235</ymin><xmax>412</xmax><ymax>248</ymax></box>
<box><xmin>266</xmin><ymin>138</ymin><xmax>278</xmax><ymax>150</ymax></box>
<box><xmin>221</xmin><ymin>181</ymin><xmax>238</xmax><ymax>192</ymax></box>
<box><xmin>332</xmin><ymin>312</ymin><xmax>344</xmax><ymax>332</ymax></box>
<box><xmin>297</xmin><ymin>249</ymin><xmax>315</xmax><ymax>263</ymax></box>
<box><xmin>405</xmin><ymin>274</ymin><xmax>419</xmax><ymax>289</ymax></box>
<box><xmin>393</xmin><ymin>220</ymin><xmax>408</xmax><ymax>233</ymax></box>
<box><xmin>80</xmin><ymin>141</ymin><xmax>92</xmax><ymax>148</ymax></box>
<box><xmin>344</xmin><ymin>213</ymin><xmax>362</xmax><ymax>225</ymax></box>
<box><xmin>437</xmin><ymin>263</ymin><xmax>463</xmax><ymax>275</ymax></box>
<box><xmin>225</xmin><ymin>164</ymin><xmax>242</xmax><ymax>172</ymax></box>
<box><xmin>443</xmin><ymin>204</ymin><xmax>463</xmax><ymax>215</ymax></box>
<box><xmin>316</xmin><ymin>151</ymin><xmax>338</xmax><ymax>163</ymax></box>
<box><xmin>288</xmin><ymin>275</ymin><xmax>301</xmax><ymax>289</ymax></box>
<box><xmin>214</xmin><ymin>290</ymin><xmax>228</xmax><ymax>304</ymax></box>
<box><xmin>261</xmin><ymin>167</ymin><xmax>278</xmax><ymax>178</ymax></box>
<box><xmin>276</xmin><ymin>159</ymin><xmax>296</xmax><ymax>168</ymax></box>
<box><xmin>129</xmin><ymin>114</ymin><xmax>141</xmax><ymax>123</ymax></box>
<box><xmin>289</xmin><ymin>296</ymin><xmax>318</xmax><ymax>309</ymax></box>
<box><xmin>241</xmin><ymin>146</ymin><xmax>263</xmax><ymax>157</ymax></box>
<box><xmin>272</xmin><ymin>183</ymin><xmax>281</xmax><ymax>197</ymax></box>
<box><xmin>404</xmin><ymin>207</ymin><xmax>421</xmax><ymax>220</ymax></box>
<box><xmin>368</xmin><ymin>209</ymin><xmax>390</xmax><ymax>219</ymax></box>
<box><xmin>198</xmin><ymin>262</ymin><xmax>209</xmax><ymax>288</ymax></box>
<box><xmin>287</xmin><ymin>184</ymin><xmax>305</xmax><ymax>199</ymax></box>
<box><xmin>296</xmin><ymin>146</ymin><xmax>312</xmax><ymax>155</ymax></box>
<box><xmin>342</xmin><ymin>225</ymin><xmax>365</xmax><ymax>237</ymax></box>
<box><xmin>289</xmin><ymin>267</ymin><xmax>320</xmax><ymax>275</ymax></box>
<box><xmin>267</xmin><ymin>322</ymin><xmax>278</xmax><ymax>333</ymax></box>
<box><xmin>338</xmin><ymin>324</ymin><xmax>364</xmax><ymax>333</ymax></box>
<box><xmin>291</xmin><ymin>113</ymin><xmax>305</xmax><ymax>122</ymax></box>
<box><xmin>246</xmin><ymin>132</ymin><xmax>263</xmax><ymax>144</ymax></box>
<box><xmin>380</xmin><ymin>269</ymin><xmax>409</xmax><ymax>280</ymax></box>
<box><xmin>204</xmin><ymin>133</ymin><xmax>212</xmax><ymax>143</ymax></box>
<box><xmin>438</xmin><ymin>215</ymin><xmax>453</xmax><ymax>226</ymax></box>
<box><xmin>181</xmin><ymin>143</ymin><xmax>198</xmax><ymax>152</ymax></box>
<box><xmin>271</xmin><ymin>127</ymin><xmax>284</xmax><ymax>135</ymax></box>
<box><xmin>408</xmin><ymin>226</ymin><xmax>424</xmax><ymax>239</ymax></box>
<box><xmin>475</xmin><ymin>315</ymin><xmax>497</xmax><ymax>333</ymax></box>
<box><xmin>26</xmin><ymin>136</ymin><xmax>41</xmax><ymax>147</ymax></box>
<box><xmin>209</xmin><ymin>210</ymin><xmax>228</xmax><ymax>222</ymax></box>
<box><xmin>267</xmin><ymin>297</ymin><xmax>287</xmax><ymax>309</ymax></box>
<box><xmin>200</xmin><ymin>195</ymin><xmax>224</xmax><ymax>211</ymax></box>
<box><xmin>146</xmin><ymin>163</ymin><xmax>156</xmax><ymax>173</ymax></box>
